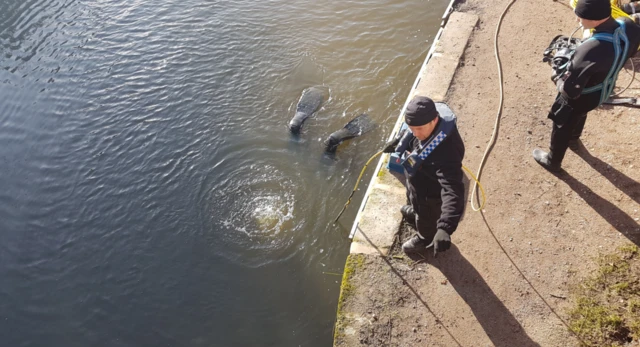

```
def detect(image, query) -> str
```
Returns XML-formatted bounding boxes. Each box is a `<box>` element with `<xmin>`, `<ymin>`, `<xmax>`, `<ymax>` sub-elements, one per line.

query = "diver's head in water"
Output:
<box><xmin>405</xmin><ymin>96</ymin><xmax>440</xmax><ymax>141</ymax></box>
<box><xmin>573</xmin><ymin>0</ymin><xmax>611</xmax><ymax>29</ymax></box>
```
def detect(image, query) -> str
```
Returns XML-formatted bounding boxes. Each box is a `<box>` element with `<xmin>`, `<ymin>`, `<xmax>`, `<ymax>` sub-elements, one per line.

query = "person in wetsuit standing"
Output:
<box><xmin>383</xmin><ymin>96</ymin><xmax>465</xmax><ymax>256</ymax></box>
<box><xmin>533</xmin><ymin>0</ymin><xmax>640</xmax><ymax>171</ymax></box>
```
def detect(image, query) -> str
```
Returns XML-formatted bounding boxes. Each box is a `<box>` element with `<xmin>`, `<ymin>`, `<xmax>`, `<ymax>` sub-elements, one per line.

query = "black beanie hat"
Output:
<box><xmin>574</xmin><ymin>0</ymin><xmax>611</xmax><ymax>21</ymax></box>
<box><xmin>405</xmin><ymin>96</ymin><xmax>438</xmax><ymax>126</ymax></box>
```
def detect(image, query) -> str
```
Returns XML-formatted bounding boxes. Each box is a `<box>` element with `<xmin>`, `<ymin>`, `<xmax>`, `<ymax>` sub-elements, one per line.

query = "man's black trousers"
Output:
<box><xmin>550</xmin><ymin>110</ymin><xmax>588</xmax><ymax>165</ymax></box>
<box><xmin>410</xmin><ymin>198</ymin><xmax>442</xmax><ymax>241</ymax></box>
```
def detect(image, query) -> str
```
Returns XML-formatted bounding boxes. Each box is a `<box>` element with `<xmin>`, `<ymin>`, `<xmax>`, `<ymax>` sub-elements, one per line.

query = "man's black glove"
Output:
<box><xmin>382</xmin><ymin>137</ymin><xmax>400</xmax><ymax>153</ymax></box>
<box><xmin>429</xmin><ymin>229</ymin><xmax>451</xmax><ymax>257</ymax></box>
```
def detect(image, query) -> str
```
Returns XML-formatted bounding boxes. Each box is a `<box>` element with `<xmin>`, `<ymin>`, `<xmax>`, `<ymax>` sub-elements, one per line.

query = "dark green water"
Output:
<box><xmin>0</xmin><ymin>0</ymin><xmax>449</xmax><ymax>345</ymax></box>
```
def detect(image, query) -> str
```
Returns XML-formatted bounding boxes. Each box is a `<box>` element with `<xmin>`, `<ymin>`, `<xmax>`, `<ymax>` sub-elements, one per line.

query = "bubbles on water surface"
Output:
<box><xmin>217</xmin><ymin>165</ymin><xmax>298</xmax><ymax>242</ymax></box>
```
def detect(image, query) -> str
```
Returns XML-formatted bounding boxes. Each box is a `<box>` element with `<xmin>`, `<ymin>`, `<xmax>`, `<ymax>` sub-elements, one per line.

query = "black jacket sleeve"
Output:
<box><xmin>435</xmin><ymin>161</ymin><xmax>465</xmax><ymax>234</ymax></box>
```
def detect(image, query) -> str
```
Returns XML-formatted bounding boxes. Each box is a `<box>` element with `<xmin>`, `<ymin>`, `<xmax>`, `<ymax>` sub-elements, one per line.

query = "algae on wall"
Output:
<box><xmin>333</xmin><ymin>253</ymin><xmax>366</xmax><ymax>343</ymax></box>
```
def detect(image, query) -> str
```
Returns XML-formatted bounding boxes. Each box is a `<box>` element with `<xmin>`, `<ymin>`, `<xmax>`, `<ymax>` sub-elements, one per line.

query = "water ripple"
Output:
<box><xmin>0</xmin><ymin>0</ymin><xmax>449</xmax><ymax>345</ymax></box>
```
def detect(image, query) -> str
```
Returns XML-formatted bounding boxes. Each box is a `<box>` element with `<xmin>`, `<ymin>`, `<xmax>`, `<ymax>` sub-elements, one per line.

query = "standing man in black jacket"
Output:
<box><xmin>533</xmin><ymin>0</ymin><xmax>640</xmax><ymax>171</ymax></box>
<box><xmin>383</xmin><ymin>96</ymin><xmax>466</xmax><ymax>256</ymax></box>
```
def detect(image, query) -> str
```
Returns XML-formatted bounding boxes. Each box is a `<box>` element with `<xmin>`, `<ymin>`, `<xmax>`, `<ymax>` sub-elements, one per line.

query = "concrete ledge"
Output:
<box><xmin>349</xmin><ymin>170</ymin><xmax>406</xmax><ymax>256</ymax></box>
<box><xmin>413</xmin><ymin>12</ymin><xmax>478</xmax><ymax>102</ymax></box>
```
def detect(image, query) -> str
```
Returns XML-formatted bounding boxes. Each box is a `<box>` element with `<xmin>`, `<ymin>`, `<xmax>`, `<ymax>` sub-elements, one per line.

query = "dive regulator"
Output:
<box><xmin>542</xmin><ymin>34</ymin><xmax>582</xmax><ymax>82</ymax></box>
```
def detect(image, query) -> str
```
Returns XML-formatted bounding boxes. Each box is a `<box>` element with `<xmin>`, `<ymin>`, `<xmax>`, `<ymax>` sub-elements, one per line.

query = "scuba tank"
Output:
<box><xmin>622</xmin><ymin>2</ymin><xmax>640</xmax><ymax>24</ymax></box>
<box><xmin>623</xmin><ymin>2</ymin><xmax>640</xmax><ymax>15</ymax></box>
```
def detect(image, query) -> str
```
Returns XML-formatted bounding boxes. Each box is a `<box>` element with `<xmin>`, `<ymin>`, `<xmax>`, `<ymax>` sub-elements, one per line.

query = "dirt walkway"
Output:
<box><xmin>335</xmin><ymin>0</ymin><xmax>640</xmax><ymax>346</ymax></box>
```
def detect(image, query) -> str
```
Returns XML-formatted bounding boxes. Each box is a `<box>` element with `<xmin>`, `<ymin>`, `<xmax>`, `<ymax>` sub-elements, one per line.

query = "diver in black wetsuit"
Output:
<box><xmin>533</xmin><ymin>0</ymin><xmax>640</xmax><ymax>172</ymax></box>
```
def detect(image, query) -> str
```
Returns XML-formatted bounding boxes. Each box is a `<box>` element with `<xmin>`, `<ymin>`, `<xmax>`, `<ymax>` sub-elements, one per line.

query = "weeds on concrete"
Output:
<box><xmin>333</xmin><ymin>254</ymin><xmax>366</xmax><ymax>343</ymax></box>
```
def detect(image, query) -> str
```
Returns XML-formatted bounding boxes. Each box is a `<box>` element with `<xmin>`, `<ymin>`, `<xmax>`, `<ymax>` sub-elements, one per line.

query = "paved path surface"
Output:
<box><xmin>335</xmin><ymin>1</ymin><xmax>640</xmax><ymax>346</ymax></box>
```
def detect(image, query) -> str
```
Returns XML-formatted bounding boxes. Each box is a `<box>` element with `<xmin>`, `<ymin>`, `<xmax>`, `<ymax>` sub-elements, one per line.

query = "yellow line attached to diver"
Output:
<box><xmin>462</xmin><ymin>165</ymin><xmax>486</xmax><ymax>211</ymax></box>
<box><xmin>333</xmin><ymin>150</ymin><xmax>383</xmax><ymax>224</ymax></box>
<box><xmin>333</xmin><ymin>151</ymin><xmax>486</xmax><ymax>225</ymax></box>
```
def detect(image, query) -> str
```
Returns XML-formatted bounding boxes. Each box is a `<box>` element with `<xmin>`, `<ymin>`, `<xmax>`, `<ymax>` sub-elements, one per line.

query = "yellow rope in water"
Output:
<box><xmin>333</xmin><ymin>150</ymin><xmax>383</xmax><ymax>224</ymax></box>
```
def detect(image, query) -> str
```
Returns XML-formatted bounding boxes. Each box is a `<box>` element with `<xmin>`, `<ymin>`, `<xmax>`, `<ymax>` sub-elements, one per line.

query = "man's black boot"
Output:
<box><xmin>532</xmin><ymin>148</ymin><xmax>561</xmax><ymax>172</ymax></box>
<box><xmin>402</xmin><ymin>235</ymin><xmax>428</xmax><ymax>254</ymax></box>
<box><xmin>400</xmin><ymin>205</ymin><xmax>416</xmax><ymax>225</ymax></box>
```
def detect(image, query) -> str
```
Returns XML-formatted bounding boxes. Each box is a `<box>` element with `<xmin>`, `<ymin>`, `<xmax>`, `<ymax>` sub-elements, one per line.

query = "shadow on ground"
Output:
<box><xmin>407</xmin><ymin>245</ymin><xmax>541</xmax><ymax>347</ymax></box>
<box><xmin>357</xmin><ymin>228</ymin><xmax>540</xmax><ymax>347</ymax></box>
<box><xmin>573</xmin><ymin>141</ymin><xmax>640</xmax><ymax>206</ymax></box>
<box><xmin>556</xmin><ymin>142</ymin><xmax>640</xmax><ymax>245</ymax></box>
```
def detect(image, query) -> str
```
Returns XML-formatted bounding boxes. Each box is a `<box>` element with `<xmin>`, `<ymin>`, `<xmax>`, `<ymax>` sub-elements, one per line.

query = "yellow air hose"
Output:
<box><xmin>333</xmin><ymin>151</ymin><xmax>486</xmax><ymax>224</ymax></box>
<box><xmin>462</xmin><ymin>164</ymin><xmax>486</xmax><ymax>211</ymax></box>
<box><xmin>333</xmin><ymin>151</ymin><xmax>383</xmax><ymax>224</ymax></box>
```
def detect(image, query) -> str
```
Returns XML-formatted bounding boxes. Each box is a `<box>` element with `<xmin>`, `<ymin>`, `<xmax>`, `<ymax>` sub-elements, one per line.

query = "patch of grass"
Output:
<box><xmin>619</xmin><ymin>245</ymin><xmax>638</xmax><ymax>260</ymax></box>
<box><xmin>567</xmin><ymin>244</ymin><xmax>640</xmax><ymax>346</ymax></box>
<box><xmin>610</xmin><ymin>282</ymin><xmax>630</xmax><ymax>294</ymax></box>
<box><xmin>628</xmin><ymin>299</ymin><xmax>640</xmax><ymax>313</ymax></box>
<box><xmin>569</xmin><ymin>298</ymin><xmax>624</xmax><ymax>343</ymax></box>
<box><xmin>618</xmin><ymin>244</ymin><xmax>638</xmax><ymax>256</ymax></box>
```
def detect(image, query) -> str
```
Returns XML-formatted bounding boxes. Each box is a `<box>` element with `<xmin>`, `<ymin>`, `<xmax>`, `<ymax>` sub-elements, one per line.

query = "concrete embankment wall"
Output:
<box><xmin>333</xmin><ymin>2</ymin><xmax>478</xmax><ymax>344</ymax></box>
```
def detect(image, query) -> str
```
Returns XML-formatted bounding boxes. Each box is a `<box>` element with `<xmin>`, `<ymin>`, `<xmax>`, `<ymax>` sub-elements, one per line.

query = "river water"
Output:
<box><xmin>0</xmin><ymin>0</ymin><xmax>449</xmax><ymax>346</ymax></box>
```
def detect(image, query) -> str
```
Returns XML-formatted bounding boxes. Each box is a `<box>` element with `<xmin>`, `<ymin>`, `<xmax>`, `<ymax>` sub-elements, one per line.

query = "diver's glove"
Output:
<box><xmin>382</xmin><ymin>137</ymin><xmax>401</xmax><ymax>153</ymax></box>
<box><xmin>429</xmin><ymin>229</ymin><xmax>451</xmax><ymax>256</ymax></box>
